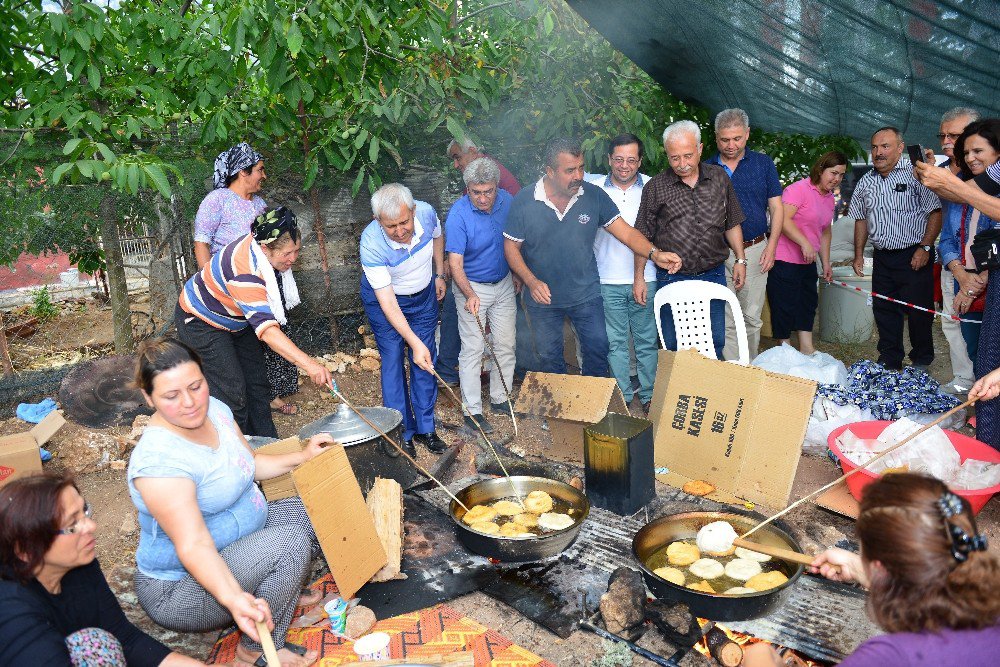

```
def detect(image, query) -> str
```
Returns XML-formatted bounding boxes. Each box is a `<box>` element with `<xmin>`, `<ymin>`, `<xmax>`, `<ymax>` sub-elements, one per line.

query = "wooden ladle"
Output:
<box><xmin>731</xmin><ymin>537</ymin><xmax>815</xmax><ymax>567</ymax></box>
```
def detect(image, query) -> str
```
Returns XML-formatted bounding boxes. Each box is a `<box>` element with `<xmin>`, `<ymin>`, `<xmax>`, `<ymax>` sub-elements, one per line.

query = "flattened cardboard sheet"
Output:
<box><xmin>255</xmin><ymin>437</ymin><xmax>303</xmax><ymax>501</ymax></box>
<box><xmin>814</xmin><ymin>480</ymin><xmax>860</xmax><ymax>519</ymax></box>
<box><xmin>292</xmin><ymin>444</ymin><xmax>387</xmax><ymax>599</ymax></box>
<box><xmin>514</xmin><ymin>372</ymin><xmax>628</xmax><ymax>461</ymax></box>
<box><xmin>649</xmin><ymin>350</ymin><xmax>816</xmax><ymax>509</ymax></box>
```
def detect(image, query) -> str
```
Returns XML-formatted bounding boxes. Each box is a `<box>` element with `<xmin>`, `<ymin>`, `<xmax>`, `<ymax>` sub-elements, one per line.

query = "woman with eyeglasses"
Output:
<box><xmin>0</xmin><ymin>472</ymin><xmax>206</xmax><ymax>666</ymax></box>
<box><xmin>742</xmin><ymin>473</ymin><xmax>1000</xmax><ymax>666</ymax></box>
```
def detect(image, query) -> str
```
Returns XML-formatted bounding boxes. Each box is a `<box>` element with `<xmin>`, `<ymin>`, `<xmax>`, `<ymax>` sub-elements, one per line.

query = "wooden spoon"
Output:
<box><xmin>732</xmin><ymin>537</ymin><xmax>815</xmax><ymax>567</ymax></box>
<box><xmin>255</xmin><ymin>620</ymin><xmax>281</xmax><ymax>667</ymax></box>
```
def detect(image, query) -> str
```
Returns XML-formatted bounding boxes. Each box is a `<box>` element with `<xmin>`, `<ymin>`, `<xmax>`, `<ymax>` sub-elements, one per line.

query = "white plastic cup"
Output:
<box><xmin>352</xmin><ymin>631</ymin><xmax>391</xmax><ymax>660</ymax></box>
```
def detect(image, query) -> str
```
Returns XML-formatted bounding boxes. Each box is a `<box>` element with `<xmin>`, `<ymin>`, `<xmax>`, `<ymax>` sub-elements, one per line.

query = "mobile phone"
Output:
<box><xmin>907</xmin><ymin>144</ymin><xmax>927</xmax><ymax>165</ymax></box>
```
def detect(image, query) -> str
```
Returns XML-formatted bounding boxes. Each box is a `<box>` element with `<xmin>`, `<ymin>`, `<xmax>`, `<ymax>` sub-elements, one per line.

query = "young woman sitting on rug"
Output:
<box><xmin>742</xmin><ymin>473</ymin><xmax>1000</xmax><ymax>667</ymax></box>
<box><xmin>128</xmin><ymin>337</ymin><xmax>334</xmax><ymax>667</ymax></box>
<box><xmin>0</xmin><ymin>472</ymin><xmax>206</xmax><ymax>666</ymax></box>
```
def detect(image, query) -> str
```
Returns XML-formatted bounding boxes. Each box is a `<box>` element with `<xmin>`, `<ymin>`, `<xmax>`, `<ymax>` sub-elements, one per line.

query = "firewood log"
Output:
<box><xmin>705</xmin><ymin>626</ymin><xmax>743</xmax><ymax>667</ymax></box>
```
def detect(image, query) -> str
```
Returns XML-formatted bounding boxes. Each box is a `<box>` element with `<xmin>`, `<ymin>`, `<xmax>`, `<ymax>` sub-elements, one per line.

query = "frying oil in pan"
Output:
<box><xmin>458</xmin><ymin>495</ymin><xmax>581</xmax><ymax>538</ymax></box>
<box><xmin>645</xmin><ymin>539</ymin><xmax>788</xmax><ymax>595</ymax></box>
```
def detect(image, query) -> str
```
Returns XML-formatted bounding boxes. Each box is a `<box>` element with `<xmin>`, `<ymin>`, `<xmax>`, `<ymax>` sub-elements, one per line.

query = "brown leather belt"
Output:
<box><xmin>743</xmin><ymin>234</ymin><xmax>767</xmax><ymax>249</ymax></box>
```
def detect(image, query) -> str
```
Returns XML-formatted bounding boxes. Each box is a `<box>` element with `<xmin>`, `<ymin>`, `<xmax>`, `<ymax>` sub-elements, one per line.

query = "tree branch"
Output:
<box><xmin>456</xmin><ymin>1</ymin><xmax>517</xmax><ymax>26</ymax></box>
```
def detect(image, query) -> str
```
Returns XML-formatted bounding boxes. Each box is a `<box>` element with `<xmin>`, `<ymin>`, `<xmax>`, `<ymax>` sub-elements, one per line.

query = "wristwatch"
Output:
<box><xmin>735</xmin><ymin>258</ymin><xmax>748</xmax><ymax>265</ymax></box>
<box><xmin>435</xmin><ymin>274</ymin><xmax>446</xmax><ymax>280</ymax></box>
<box><xmin>647</xmin><ymin>246</ymin><xmax>659</xmax><ymax>260</ymax></box>
<box><xmin>920</xmin><ymin>245</ymin><xmax>932</xmax><ymax>253</ymax></box>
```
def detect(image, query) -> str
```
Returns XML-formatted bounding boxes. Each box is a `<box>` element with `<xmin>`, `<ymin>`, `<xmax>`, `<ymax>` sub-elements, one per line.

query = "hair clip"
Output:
<box><xmin>937</xmin><ymin>491</ymin><xmax>964</xmax><ymax>519</ymax></box>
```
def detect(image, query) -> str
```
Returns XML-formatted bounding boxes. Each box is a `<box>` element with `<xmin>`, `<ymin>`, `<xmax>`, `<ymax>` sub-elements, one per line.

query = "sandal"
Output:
<box><xmin>296</xmin><ymin>587</ymin><xmax>322</xmax><ymax>608</ymax></box>
<box><xmin>252</xmin><ymin>641</ymin><xmax>309</xmax><ymax>667</ymax></box>
<box><xmin>271</xmin><ymin>402</ymin><xmax>299</xmax><ymax>415</ymax></box>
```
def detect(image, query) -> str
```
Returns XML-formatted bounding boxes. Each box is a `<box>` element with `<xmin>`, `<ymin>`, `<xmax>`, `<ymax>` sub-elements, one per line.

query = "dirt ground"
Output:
<box><xmin>4</xmin><ymin>297</ymin><xmax>999</xmax><ymax>666</ymax></box>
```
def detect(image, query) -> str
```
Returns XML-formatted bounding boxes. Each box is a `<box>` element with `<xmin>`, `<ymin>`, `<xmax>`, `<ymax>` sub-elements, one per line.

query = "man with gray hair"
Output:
<box><xmin>635</xmin><ymin>120</ymin><xmax>746</xmax><ymax>360</ymax></box>
<box><xmin>445</xmin><ymin>158</ymin><xmax>517</xmax><ymax>433</ymax></box>
<box><xmin>359</xmin><ymin>183</ymin><xmax>449</xmax><ymax>454</ymax></box>
<box><xmin>704</xmin><ymin>108</ymin><xmax>784</xmax><ymax>360</ymax></box>
<box><xmin>934</xmin><ymin>107</ymin><xmax>980</xmax><ymax>393</ymax></box>
<box><xmin>505</xmin><ymin>137</ymin><xmax>682</xmax><ymax>377</ymax></box>
<box><xmin>447</xmin><ymin>137</ymin><xmax>522</xmax><ymax>196</ymax></box>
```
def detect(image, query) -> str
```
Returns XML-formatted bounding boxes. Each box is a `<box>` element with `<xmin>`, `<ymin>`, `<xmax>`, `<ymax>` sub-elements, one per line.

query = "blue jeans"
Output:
<box><xmin>434</xmin><ymin>282</ymin><xmax>461</xmax><ymax>383</ymax></box>
<box><xmin>601</xmin><ymin>282</ymin><xmax>659</xmax><ymax>403</ymax></box>
<box><xmin>655</xmin><ymin>264</ymin><xmax>727</xmax><ymax>360</ymax></box>
<box><xmin>526</xmin><ymin>295</ymin><xmax>610</xmax><ymax>377</ymax></box>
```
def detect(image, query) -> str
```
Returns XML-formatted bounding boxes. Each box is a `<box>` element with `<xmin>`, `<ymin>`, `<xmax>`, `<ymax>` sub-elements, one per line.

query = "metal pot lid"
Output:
<box><xmin>298</xmin><ymin>403</ymin><xmax>403</xmax><ymax>446</ymax></box>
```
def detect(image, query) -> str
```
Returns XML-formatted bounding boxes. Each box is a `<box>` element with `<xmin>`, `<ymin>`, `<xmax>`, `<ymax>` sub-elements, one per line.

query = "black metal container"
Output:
<box><xmin>632</xmin><ymin>510</ymin><xmax>804</xmax><ymax>622</ymax></box>
<box><xmin>298</xmin><ymin>404</ymin><xmax>417</xmax><ymax>492</ymax></box>
<box><xmin>450</xmin><ymin>476</ymin><xmax>590</xmax><ymax>562</ymax></box>
<box><xmin>584</xmin><ymin>413</ymin><xmax>654</xmax><ymax>515</ymax></box>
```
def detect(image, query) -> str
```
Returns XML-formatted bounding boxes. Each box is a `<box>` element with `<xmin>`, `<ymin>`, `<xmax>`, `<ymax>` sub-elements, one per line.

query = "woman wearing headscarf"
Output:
<box><xmin>177</xmin><ymin>206</ymin><xmax>332</xmax><ymax>437</ymax></box>
<box><xmin>193</xmin><ymin>142</ymin><xmax>301</xmax><ymax>417</ymax></box>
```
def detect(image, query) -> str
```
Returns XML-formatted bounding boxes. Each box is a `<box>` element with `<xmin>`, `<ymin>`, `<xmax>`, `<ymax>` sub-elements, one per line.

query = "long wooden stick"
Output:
<box><xmin>255</xmin><ymin>620</ymin><xmax>281</xmax><ymax>666</ymax></box>
<box><xmin>740</xmin><ymin>398</ymin><xmax>976</xmax><ymax>539</ymax></box>
<box><xmin>473</xmin><ymin>312</ymin><xmax>518</xmax><ymax>436</ymax></box>
<box><xmin>329</xmin><ymin>385</ymin><xmax>469</xmax><ymax>512</ymax></box>
<box><xmin>430</xmin><ymin>367</ymin><xmax>525</xmax><ymax>509</ymax></box>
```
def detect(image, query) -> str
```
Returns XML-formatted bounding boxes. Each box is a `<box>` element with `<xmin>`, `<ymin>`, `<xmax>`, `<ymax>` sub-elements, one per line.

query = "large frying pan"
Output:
<box><xmin>633</xmin><ymin>510</ymin><xmax>805</xmax><ymax>622</ymax></box>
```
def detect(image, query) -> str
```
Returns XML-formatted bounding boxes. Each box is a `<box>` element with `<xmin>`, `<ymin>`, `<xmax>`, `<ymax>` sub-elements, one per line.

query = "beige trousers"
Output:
<box><xmin>723</xmin><ymin>240</ymin><xmax>768</xmax><ymax>360</ymax></box>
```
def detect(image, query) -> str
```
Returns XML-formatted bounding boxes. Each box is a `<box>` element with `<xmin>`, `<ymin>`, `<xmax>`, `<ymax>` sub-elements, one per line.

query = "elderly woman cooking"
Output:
<box><xmin>194</xmin><ymin>142</ymin><xmax>301</xmax><ymax>417</ymax></box>
<box><xmin>0</xmin><ymin>472</ymin><xmax>205</xmax><ymax>666</ymax></box>
<box><xmin>177</xmin><ymin>205</ymin><xmax>331</xmax><ymax>437</ymax></box>
<box><xmin>129</xmin><ymin>337</ymin><xmax>330</xmax><ymax>667</ymax></box>
<box><xmin>742</xmin><ymin>473</ymin><xmax>1000</xmax><ymax>666</ymax></box>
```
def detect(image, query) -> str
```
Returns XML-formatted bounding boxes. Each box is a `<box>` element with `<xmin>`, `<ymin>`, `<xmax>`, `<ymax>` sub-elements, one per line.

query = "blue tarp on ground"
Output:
<box><xmin>566</xmin><ymin>0</ymin><xmax>1000</xmax><ymax>145</ymax></box>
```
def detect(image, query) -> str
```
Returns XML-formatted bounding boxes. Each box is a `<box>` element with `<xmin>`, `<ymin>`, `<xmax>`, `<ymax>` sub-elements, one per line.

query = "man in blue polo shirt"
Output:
<box><xmin>446</xmin><ymin>158</ymin><xmax>515</xmax><ymax>433</ymax></box>
<box><xmin>360</xmin><ymin>183</ymin><xmax>449</xmax><ymax>455</ymax></box>
<box><xmin>705</xmin><ymin>108</ymin><xmax>784</xmax><ymax>360</ymax></box>
<box><xmin>504</xmin><ymin>137</ymin><xmax>682</xmax><ymax>377</ymax></box>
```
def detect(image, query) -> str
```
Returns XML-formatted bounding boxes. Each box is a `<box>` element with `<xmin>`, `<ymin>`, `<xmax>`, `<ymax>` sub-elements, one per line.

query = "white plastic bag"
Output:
<box><xmin>803</xmin><ymin>397</ymin><xmax>874</xmax><ymax>455</ymax></box>
<box><xmin>949</xmin><ymin>459</ymin><xmax>1000</xmax><ymax>491</ymax></box>
<box><xmin>752</xmin><ymin>343</ymin><xmax>848</xmax><ymax>386</ymax></box>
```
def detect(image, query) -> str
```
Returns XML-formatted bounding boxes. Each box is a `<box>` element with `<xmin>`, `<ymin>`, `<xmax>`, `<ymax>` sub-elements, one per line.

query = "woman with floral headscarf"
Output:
<box><xmin>177</xmin><ymin>206</ymin><xmax>331</xmax><ymax>437</ymax></box>
<box><xmin>192</xmin><ymin>143</ymin><xmax>301</xmax><ymax>416</ymax></box>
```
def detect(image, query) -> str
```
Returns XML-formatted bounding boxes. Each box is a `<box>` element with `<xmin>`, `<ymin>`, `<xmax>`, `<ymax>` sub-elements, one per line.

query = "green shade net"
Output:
<box><xmin>566</xmin><ymin>0</ymin><xmax>1000</xmax><ymax>146</ymax></box>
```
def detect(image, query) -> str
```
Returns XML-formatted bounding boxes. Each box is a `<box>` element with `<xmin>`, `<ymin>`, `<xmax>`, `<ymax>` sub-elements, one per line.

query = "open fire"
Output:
<box><xmin>692</xmin><ymin>619</ymin><xmax>833</xmax><ymax>666</ymax></box>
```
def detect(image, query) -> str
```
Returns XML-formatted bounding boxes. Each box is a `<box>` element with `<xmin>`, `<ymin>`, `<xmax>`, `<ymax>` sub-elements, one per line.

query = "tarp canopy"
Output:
<box><xmin>566</xmin><ymin>0</ymin><xmax>1000</xmax><ymax>146</ymax></box>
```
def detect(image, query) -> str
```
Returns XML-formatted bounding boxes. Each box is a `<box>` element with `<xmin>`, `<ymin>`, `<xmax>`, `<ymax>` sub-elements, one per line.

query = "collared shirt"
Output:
<box><xmin>461</xmin><ymin>155</ymin><xmax>522</xmax><ymax>196</ymax></box>
<box><xmin>706</xmin><ymin>149</ymin><xmax>783</xmax><ymax>240</ymax></box>
<box><xmin>504</xmin><ymin>179</ymin><xmax>621</xmax><ymax>308</ymax></box>
<box><xmin>359</xmin><ymin>200</ymin><xmax>441</xmax><ymax>294</ymax></box>
<box><xmin>586</xmin><ymin>173</ymin><xmax>655</xmax><ymax>284</ymax></box>
<box><xmin>634</xmin><ymin>163</ymin><xmax>745</xmax><ymax>275</ymax></box>
<box><xmin>776</xmin><ymin>177</ymin><xmax>835</xmax><ymax>265</ymax></box>
<box><xmin>847</xmin><ymin>159</ymin><xmax>941</xmax><ymax>250</ymax></box>
<box><xmin>445</xmin><ymin>189</ymin><xmax>512</xmax><ymax>283</ymax></box>
<box><xmin>179</xmin><ymin>234</ymin><xmax>278</xmax><ymax>337</ymax></box>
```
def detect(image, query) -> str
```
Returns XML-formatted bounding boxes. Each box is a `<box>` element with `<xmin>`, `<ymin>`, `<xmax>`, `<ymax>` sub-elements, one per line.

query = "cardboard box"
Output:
<box><xmin>255</xmin><ymin>436</ymin><xmax>304</xmax><ymax>501</ymax></box>
<box><xmin>0</xmin><ymin>411</ymin><xmax>65</xmax><ymax>488</ymax></box>
<box><xmin>292</xmin><ymin>443</ymin><xmax>388</xmax><ymax>599</ymax></box>
<box><xmin>514</xmin><ymin>372</ymin><xmax>628</xmax><ymax>462</ymax></box>
<box><xmin>648</xmin><ymin>350</ymin><xmax>816</xmax><ymax>509</ymax></box>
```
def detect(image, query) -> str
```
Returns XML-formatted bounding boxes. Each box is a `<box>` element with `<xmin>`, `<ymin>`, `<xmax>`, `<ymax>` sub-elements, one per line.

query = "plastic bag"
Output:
<box><xmin>949</xmin><ymin>459</ymin><xmax>1000</xmax><ymax>491</ymax></box>
<box><xmin>803</xmin><ymin>397</ymin><xmax>873</xmax><ymax>455</ymax></box>
<box><xmin>752</xmin><ymin>343</ymin><xmax>848</xmax><ymax>386</ymax></box>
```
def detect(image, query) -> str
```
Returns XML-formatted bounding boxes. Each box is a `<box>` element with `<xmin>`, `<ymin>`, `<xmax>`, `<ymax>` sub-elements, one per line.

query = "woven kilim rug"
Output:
<box><xmin>206</xmin><ymin>574</ymin><xmax>556</xmax><ymax>666</ymax></box>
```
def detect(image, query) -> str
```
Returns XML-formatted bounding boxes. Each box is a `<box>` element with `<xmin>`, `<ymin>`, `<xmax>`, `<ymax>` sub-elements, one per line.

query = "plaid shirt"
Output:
<box><xmin>635</xmin><ymin>163</ymin><xmax>744</xmax><ymax>274</ymax></box>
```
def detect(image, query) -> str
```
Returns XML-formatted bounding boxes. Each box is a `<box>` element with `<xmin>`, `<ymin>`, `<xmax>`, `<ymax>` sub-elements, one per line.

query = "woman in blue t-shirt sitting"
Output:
<box><xmin>743</xmin><ymin>473</ymin><xmax>999</xmax><ymax>667</ymax></box>
<box><xmin>128</xmin><ymin>338</ymin><xmax>332</xmax><ymax>667</ymax></box>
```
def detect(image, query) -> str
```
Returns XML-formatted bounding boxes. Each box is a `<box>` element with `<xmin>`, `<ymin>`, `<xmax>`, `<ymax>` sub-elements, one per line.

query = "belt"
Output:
<box><xmin>471</xmin><ymin>274</ymin><xmax>509</xmax><ymax>286</ymax></box>
<box><xmin>743</xmin><ymin>234</ymin><xmax>767</xmax><ymax>248</ymax></box>
<box><xmin>396</xmin><ymin>282</ymin><xmax>433</xmax><ymax>299</ymax></box>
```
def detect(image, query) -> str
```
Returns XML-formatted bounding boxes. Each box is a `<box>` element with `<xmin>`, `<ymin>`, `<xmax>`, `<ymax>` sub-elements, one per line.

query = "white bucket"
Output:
<box><xmin>819</xmin><ymin>266</ymin><xmax>875</xmax><ymax>344</ymax></box>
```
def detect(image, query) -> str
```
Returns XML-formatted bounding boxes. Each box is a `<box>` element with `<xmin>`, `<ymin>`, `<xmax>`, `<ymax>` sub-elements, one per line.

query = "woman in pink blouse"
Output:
<box><xmin>765</xmin><ymin>151</ymin><xmax>848</xmax><ymax>353</ymax></box>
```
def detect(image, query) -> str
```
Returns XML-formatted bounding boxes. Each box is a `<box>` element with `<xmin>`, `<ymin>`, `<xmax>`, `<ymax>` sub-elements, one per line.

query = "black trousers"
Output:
<box><xmin>174</xmin><ymin>305</ymin><xmax>278</xmax><ymax>437</ymax></box>
<box><xmin>871</xmin><ymin>246</ymin><xmax>935</xmax><ymax>369</ymax></box>
<box><xmin>766</xmin><ymin>260</ymin><xmax>819</xmax><ymax>339</ymax></box>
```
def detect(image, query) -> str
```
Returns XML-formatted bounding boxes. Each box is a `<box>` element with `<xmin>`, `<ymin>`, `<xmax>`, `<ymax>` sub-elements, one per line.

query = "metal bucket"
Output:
<box><xmin>298</xmin><ymin>404</ymin><xmax>417</xmax><ymax>491</ymax></box>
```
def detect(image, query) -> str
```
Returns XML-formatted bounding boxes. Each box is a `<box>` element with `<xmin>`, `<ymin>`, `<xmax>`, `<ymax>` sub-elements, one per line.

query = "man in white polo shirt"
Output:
<box><xmin>586</xmin><ymin>133</ymin><xmax>658</xmax><ymax>415</ymax></box>
<box><xmin>359</xmin><ymin>183</ymin><xmax>449</xmax><ymax>454</ymax></box>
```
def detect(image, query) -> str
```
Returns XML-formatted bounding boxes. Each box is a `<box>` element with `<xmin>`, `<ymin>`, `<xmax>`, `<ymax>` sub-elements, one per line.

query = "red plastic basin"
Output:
<box><xmin>828</xmin><ymin>420</ymin><xmax>1000</xmax><ymax>515</ymax></box>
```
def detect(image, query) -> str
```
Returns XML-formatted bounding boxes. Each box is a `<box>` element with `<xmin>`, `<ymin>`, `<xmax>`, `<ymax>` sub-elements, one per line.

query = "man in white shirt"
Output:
<box><xmin>586</xmin><ymin>134</ymin><xmax>658</xmax><ymax>414</ymax></box>
<box><xmin>359</xmin><ymin>183</ymin><xmax>449</xmax><ymax>454</ymax></box>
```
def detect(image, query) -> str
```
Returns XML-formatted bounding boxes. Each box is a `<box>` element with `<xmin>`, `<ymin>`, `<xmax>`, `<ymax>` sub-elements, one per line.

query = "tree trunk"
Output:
<box><xmin>99</xmin><ymin>194</ymin><xmax>135</xmax><ymax>354</ymax></box>
<box><xmin>0</xmin><ymin>320</ymin><xmax>14</xmax><ymax>375</ymax></box>
<box><xmin>149</xmin><ymin>194</ymin><xmax>182</xmax><ymax>330</ymax></box>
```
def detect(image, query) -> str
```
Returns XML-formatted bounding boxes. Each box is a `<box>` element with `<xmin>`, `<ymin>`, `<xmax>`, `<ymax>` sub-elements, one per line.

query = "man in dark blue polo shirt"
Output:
<box><xmin>705</xmin><ymin>108</ymin><xmax>784</xmax><ymax>360</ymax></box>
<box><xmin>504</xmin><ymin>137</ymin><xmax>681</xmax><ymax>377</ymax></box>
<box><xmin>446</xmin><ymin>158</ymin><xmax>515</xmax><ymax>433</ymax></box>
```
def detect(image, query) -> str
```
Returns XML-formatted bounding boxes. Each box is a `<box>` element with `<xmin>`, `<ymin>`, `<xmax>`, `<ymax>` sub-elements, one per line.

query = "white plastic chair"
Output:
<box><xmin>653</xmin><ymin>280</ymin><xmax>749</xmax><ymax>365</ymax></box>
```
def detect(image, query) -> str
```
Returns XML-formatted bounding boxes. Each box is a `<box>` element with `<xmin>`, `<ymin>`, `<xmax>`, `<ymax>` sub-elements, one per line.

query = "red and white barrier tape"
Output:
<box><xmin>825</xmin><ymin>279</ymin><xmax>983</xmax><ymax>324</ymax></box>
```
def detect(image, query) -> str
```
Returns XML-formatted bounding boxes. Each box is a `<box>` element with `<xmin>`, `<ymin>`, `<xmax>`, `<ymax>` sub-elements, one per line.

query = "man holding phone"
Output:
<box><xmin>850</xmin><ymin>127</ymin><xmax>942</xmax><ymax>371</ymax></box>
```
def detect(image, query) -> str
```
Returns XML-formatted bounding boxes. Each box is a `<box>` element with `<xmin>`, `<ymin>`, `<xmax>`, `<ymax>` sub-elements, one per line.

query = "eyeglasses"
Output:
<box><xmin>611</xmin><ymin>157</ymin><xmax>640</xmax><ymax>166</ymax></box>
<box><xmin>470</xmin><ymin>187</ymin><xmax>496</xmax><ymax>197</ymax></box>
<box><xmin>57</xmin><ymin>501</ymin><xmax>93</xmax><ymax>535</ymax></box>
<box><xmin>937</xmin><ymin>133</ymin><xmax>962</xmax><ymax>141</ymax></box>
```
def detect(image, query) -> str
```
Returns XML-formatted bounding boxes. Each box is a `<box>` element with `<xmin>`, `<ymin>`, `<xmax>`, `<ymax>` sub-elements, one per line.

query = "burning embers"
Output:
<box><xmin>692</xmin><ymin>620</ymin><xmax>832</xmax><ymax>666</ymax></box>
